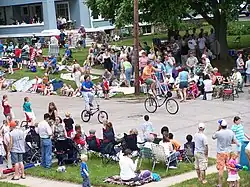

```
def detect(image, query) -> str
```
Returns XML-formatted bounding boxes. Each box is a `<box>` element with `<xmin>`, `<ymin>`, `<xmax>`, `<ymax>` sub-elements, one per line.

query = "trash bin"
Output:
<box><xmin>240</xmin><ymin>141</ymin><xmax>250</xmax><ymax>170</ymax></box>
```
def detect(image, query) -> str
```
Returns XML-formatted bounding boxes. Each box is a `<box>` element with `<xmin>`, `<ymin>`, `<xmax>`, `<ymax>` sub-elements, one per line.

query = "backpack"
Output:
<box><xmin>151</xmin><ymin>173</ymin><xmax>161</xmax><ymax>181</ymax></box>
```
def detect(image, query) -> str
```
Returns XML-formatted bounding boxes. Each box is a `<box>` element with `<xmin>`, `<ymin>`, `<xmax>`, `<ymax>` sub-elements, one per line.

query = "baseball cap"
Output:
<box><xmin>89</xmin><ymin>129</ymin><xmax>96</xmax><ymax>134</ymax></box>
<box><xmin>198</xmin><ymin>123</ymin><xmax>205</xmax><ymax>129</ymax></box>
<box><xmin>9</xmin><ymin>121</ymin><xmax>16</xmax><ymax>128</ymax></box>
<box><xmin>218</xmin><ymin>119</ymin><xmax>227</xmax><ymax>127</ymax></box>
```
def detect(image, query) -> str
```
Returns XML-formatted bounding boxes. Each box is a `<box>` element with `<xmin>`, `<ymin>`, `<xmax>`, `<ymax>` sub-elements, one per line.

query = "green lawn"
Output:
<box><xmin>25</xmin><ymin>156</ymin><xmax>216</xmax><ymax>187</ymax></box>
<box><xmin>171</xmin><ymin>171</ymin><xmax>250</xmax><ymax>187</ymax></box>
<box><xmin>0</xmin><ymin>182</ymin><xmax>26</xmax><ymax>187</ymax></box>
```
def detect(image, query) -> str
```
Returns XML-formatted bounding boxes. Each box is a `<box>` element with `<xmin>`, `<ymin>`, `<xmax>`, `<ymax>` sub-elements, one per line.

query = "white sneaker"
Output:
<box><xmin>169</xmin><ymin>166</ymin><xmax>177</xmax><ymax>169</ymax></box>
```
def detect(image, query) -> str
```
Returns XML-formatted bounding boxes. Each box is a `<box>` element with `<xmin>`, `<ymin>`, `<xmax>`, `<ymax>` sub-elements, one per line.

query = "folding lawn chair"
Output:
<box><xmin>151</xmin><ymin>144</ymin><xmax>178</xmax><ymax>171</ymax></box>
<box><xmin>139</xmin><ymin>146</ymin><xmax>153</xmax><ymax>167</ymax></box>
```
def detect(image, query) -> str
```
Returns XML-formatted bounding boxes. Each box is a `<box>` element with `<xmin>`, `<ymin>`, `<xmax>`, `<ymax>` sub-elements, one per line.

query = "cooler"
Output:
<box><xmin>240</xmin><ymin>141</ymin><xmax>250</xmax><ymax>170</ymax></box>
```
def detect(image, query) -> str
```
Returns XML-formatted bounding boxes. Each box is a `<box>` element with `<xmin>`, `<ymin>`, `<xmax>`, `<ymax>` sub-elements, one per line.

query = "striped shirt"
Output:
<box><xmin>231</xmin><ymin>124</ymin><xmax>245</xmax><ymax>142</ymax></box>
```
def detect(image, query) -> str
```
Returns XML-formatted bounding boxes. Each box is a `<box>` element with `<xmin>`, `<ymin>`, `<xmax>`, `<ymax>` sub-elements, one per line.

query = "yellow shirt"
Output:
<box><xmin>142</xmin><ymin>65</ymin><xmax>156</xmax><ymax>80</ymax></box>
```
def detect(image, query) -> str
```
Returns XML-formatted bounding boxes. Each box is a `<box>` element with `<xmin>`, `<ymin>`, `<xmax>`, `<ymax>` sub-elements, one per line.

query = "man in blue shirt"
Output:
<box><xmin>46</xmin><ymin>56</ymin><xmax>57</xmax><ymax>73</ymax></box>
<box><xmin>81</xmin><ymin>75</ymin><xmax>94</xmax><ymax>111</ymax></box>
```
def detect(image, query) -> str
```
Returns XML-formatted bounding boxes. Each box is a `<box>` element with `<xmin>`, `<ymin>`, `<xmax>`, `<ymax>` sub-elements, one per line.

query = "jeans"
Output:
<box><xmin>82</xmin><ymin>92</ymin><xmax>94</xmax><ymax>111</ymax></box>
<box><xmin>82</xmin><ymin>39</ymin><xmax>86</xmax><ymax>48</ymax></box>
<box><xmin>125</xmin><ymin>68</ymin><xmax>132</xmax><ymax>86</ymax></box>
<box><xmin>41</xmin><ymin>138</ymin><xmax>52</xmax><ymax>168</ymax></box>
<box><xmin>82</xmin><ymin>176</ymin><xmax>91</xmax><ymax>187</ymax></box>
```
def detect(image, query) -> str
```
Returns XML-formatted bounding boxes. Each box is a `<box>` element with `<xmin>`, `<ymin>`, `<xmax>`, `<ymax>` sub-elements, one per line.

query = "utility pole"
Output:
<box><xmin>133</xmin><ymin>0</ymin><xmax>140</xmax><ymax>95</ymax></box>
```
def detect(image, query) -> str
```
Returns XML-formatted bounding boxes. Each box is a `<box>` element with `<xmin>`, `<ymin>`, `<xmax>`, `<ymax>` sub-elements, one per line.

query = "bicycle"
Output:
<box><xmin>81</xmin><ymin>91</ymin><xmax>108</xmax><ymax>123</ymax></box>
<box><xmin>144</xmin><ymin>73</ymin><xmax>179</xmax><ymax>114</ymax></box>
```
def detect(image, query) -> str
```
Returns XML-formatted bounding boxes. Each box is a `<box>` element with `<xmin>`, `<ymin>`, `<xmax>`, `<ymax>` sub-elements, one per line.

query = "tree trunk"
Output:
<box><xmin>213</xmin><ymin>11</ymin><xmax>228</xmax><ymax>60</ymax></box>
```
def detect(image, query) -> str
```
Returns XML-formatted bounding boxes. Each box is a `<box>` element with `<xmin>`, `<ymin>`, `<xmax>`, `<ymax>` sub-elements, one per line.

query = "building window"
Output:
<box><xmin>56</xmin><ymin>2</ymin><xmax>70</xmax><ymax>20</ymax></box>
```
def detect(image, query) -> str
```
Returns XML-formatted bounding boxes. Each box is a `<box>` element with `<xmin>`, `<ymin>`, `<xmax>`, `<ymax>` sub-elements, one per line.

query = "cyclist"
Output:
<box><xmin>142</xmin><ymin>60</ymin><xmax>160</xmax><ymax>98</ymax></box>
<box><xmin>81</xmin><ymin>75</ymin><xmax>95</xmax><ymax>112</ymax></box>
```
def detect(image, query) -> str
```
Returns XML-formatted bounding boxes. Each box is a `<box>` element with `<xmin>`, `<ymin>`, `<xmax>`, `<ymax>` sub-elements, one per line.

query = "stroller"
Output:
<box><xmin>54</xmin><ymin>138</ymin><xmax>81</xmax><ymax>166</ymax></box>
<box><xmin>23</xmin><ymin>127</ymin><xmax>41</xmax><ymax>164</ymax></box>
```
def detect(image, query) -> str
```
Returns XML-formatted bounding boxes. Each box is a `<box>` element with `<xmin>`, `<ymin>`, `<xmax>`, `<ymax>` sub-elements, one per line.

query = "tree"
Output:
<box><xmin>86</xmin><ymin>0</ymin><xmax>247</xmax><ymax>59</ymax></box>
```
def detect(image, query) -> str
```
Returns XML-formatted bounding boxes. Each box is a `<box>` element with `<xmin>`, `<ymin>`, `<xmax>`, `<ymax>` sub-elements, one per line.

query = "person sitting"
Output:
<box><xmin>168</xmin><ymin>133</ymin><xmax>181</xmax><ymax>151</ymax></box>
<box><xmin>159</xmin><ymin>134</ymin><xmax>178</xmax><ymax>169</ymax></box>
<box><xmin>141</xmin><ymin>115</ymin><xmax>155</xmax><ymax>141</ymax></box>
<box><xmin>0</xmin><ymin>75</ymin><xmax>6</xmax><ymax>90</ymax></box>
<box><xmin>63</xmin><ymin>112</ymin><xmax>75</xmax><ymax>138</ymax></box>
<box><xmin>119</xmin><ymin>149</ymin><xmax>139</xmax><ymax>182</ymax></box>
<box><xmin>60</xmin><ymin>46</ymin><xmax>72</xmax><ymax>65</ymax></box>
<box><xmin>61</xmin><ymin>84</ymin><xmax>69</xmax><ymax>96</ymax></box>
<box><xmin>46</xmin><ymin>56</ymin><xmax>57</xmax><ymax>74</ymax></box>
<box><xmin>100</xmin><ymin>121</ymin><xmax>116</xmax><ymax>155</ymax></box>
<box><xmin>144</xmin><ymin>134</ymin><xmax>155</xmax><ymax>149</ymax></box>
<box><xmin>73</xmin><ymin>125</ymin><xmax>86</xmax><ymax>148</ymax></box>
<box><xmin>86</xmin><ymin>129</ymin><xmax>101</xmax><ymax>152</ymax></box>
<box><xmin>53</xmin><ymin>116</ymin><xmax>66</xmax><ymax>141</ymax></box>
<box><xmin>44</xmin><ymin>83</ymin><xmax>55</xmax><ymax>95</ymax></box>
<box><xmin>189</xmin><ymin>80</ymin><xmax>199</xmax><ymax>99</ymax></box>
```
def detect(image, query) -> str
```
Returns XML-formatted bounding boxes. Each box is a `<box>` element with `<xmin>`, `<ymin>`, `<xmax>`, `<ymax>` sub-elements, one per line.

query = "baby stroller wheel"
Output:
<box><xmin>98</xmin><ymin>111</ymin><xmax>108</xmax><ymax>124</ymax></box>
<box><xmin>81</xmin><ymin>110</ymin><xmax>91</xmax><ymax>122</ymax></box>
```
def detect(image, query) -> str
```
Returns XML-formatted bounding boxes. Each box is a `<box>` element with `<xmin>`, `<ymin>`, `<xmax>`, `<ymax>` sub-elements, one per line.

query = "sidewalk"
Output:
<box><xmin>2</xmin><ymin>176</ymin><xmax>80</xmax><ymax>187</ymax></box>
<box><xmin>2</xmin><ymin>166</ymin><xmax>217</xmax><ymax>187</ymax></box>
<box><xmin>142</xmin><ymin>165</ymin><xmax>217</xmax><ymax>187</ymax></box>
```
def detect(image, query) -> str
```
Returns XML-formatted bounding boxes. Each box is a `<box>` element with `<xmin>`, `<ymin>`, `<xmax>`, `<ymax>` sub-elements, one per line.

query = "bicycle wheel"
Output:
<box><xmin>81</xmin><ymin>110</ymin><xmax>91</xmax><ymax>122</ymax></box>
<box><xmin>165</xmin><ymin>98</ymin><xmax>179</xmax><ymax>115</ymax></box>
<box><xmin>144</xmin><ymin>97</ymin><xmax>157</xmax><ymax>113</ymax></box>
<box><xmin>97</xmin><ymin>111</ymin><xmax>108</xmax><ymax>124</ymax></box>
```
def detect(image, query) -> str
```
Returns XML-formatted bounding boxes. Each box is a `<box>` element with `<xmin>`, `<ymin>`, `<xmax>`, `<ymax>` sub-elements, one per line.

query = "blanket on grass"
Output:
<box><xmin>103</xmin><ymin>175</ymin><xmax>152</xmax><ymax>186</ymax></box>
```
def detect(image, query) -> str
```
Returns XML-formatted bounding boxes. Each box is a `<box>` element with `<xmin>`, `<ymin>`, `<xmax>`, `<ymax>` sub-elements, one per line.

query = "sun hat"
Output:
<box><xmin>218</xmin><ymin>119</ymin><xmax>227</xmax><ymax>127</ymax></box>
<box><xmin>198</xmin><ymin>123</ymin><xmax>205</xmax><ymax>129</ymax></box>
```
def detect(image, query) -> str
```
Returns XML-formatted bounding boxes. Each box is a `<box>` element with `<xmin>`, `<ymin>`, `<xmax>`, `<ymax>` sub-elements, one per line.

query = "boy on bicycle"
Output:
<box><xmin>81</xmin><ymin>75</ymin><xmax>95</xmax><ymax>112</ymax></box>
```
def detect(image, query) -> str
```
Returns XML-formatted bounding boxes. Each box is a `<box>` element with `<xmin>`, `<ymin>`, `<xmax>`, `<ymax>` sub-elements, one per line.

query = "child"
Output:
<box><xmin>23</xmin><ymin>97</ymin><xmax>36</xmax><ymax>126</ymax></box>
<box><xmin>140</xmin><ymin>115</ymin><xmax>155</xmax><ymax>141</ymax></box>
<box><xmin>63</xmin><ymin>112</ymin><xmax>75</xmax><ymax>138</ymax></box>
<box><xmin>15</xmin><ymin>46</ymin><xmax>22</xmax><ymax>69</ymax></box>
<box><xmin>67</xmin><ymin>85</ymin><xmax>74</xmax><ymax>97</ymax></box>
<box><xmin>102</xmin><ymin>77</ymin><xmax>109</xmax><ymax>100</ymax></box>
<box><xmin>227</xmin><ymin>152</ymin><xmax>240</xmax><ymax>187</ymax></box>
<box><xmin>61</xmin><ymin>84</ymin><xmax>69</xmax><ymax>96</ymax></box>
<box><xmin>80</xmin><ymin>154</ymin><xmax>91</xmax><ymax>187</ymax></box>
<box><xmin>8</xmin><ymin>55</ymin><xmax>14</xmax><ymax>74</ymax></box>
<box><xmin>169</xmin><ymin>133</ymin><xmax>181</xmax><ymax>151</ymax></box>
<box><xmin>231</xmin><ymin>116</ymin><xmax>250</xmax><ymax>154</ymax></box>
<box><xmin>0</xmin><ymin>123</ymin><xmax>7</xmax><ymax>179</ymax></box>
<box><xmin>86</xmin><ymin>129</ymin><xmax>101</xmax><ymax>152</ymax></box>
<box><xmin>73</xmin><ymin>125</ymin><xmax>86</xmax><ymax>148</ymax></box>
<box><xmin>184</xmin><ymin>134</ymin><xmax>195</xmax><ymax>157</ymax></box>
<box><xmin>189</xmin><ymin>80</ymin><xmax>199</xmax><ymax>99</ymax></box>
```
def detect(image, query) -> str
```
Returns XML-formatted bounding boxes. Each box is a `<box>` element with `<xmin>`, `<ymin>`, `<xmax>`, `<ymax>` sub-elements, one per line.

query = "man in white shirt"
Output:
<box><xmin>119</xmin><ymin>149</ymin><xmax>139</xmax><ymax>181</ymax></box>
<box><xmin>198</xmin><ymin>35</ymin><xmax>206</xmax><ymax>53</ymax></box>
<box><xmin>194</xmin><ymin>123</ymin><xmax>208</xmax><ymax>184</ymax></box>
<box><xmin>186</xmin><ymin>52</ymin><xmax>198</xmax><ymax>73</ymax></box>
<box><xmin>188</xmin><ymin>37</ymin><xmax>197</xmax><ymax>51</ymax></box>
<box><xmin>38</xmin><ymin>113</ymin><xmax>53</xmax><ymax>168</ymax></box>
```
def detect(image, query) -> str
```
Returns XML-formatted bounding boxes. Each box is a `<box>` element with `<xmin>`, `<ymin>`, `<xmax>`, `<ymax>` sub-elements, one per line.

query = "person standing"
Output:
<box><xmin>194</xmin><ymin>123</ymin><xmax>208</xmax><ymax>184</ymax></box>
<box><xmin>23</xmin><ymin>97</ymin><xmax>36</xmax><ymax>126</ymax></box>
<box><xmin>9</xmin><ymin>121</ymin><xmax>26</xmax><ymax>180</ymax></box>
<box><xmin>37</xmin><ymin>113</ymin><xmax>53</xmax><ymax>168</ymax></box>
<box><xmin>80</xmin><ymin>154</ymin><xmax>91</xmax><ymax>187</ymax></box>
<box><xmin>2</xmin><ymin>95</ymin><xmax>12</xmax><ymax>119</ymax></box>
<box><xmin>212</xmin><ymin>119</ymin><xmax>238</xmax><ymax>187</ymax></box>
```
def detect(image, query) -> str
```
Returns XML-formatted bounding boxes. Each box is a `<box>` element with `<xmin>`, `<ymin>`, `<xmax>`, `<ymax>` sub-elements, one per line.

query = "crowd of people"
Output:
<box><xmin>1</xmin><ymin>92</ymin><xmax>250</xmax><ymax>187</ymax></box>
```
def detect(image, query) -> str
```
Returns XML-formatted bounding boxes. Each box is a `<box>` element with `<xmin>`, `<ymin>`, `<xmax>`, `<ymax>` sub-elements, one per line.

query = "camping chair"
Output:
<box><xmin>151</xmin><ymin>144</ymin><xmax>178</xmax><ymax>171</ymax></box>
<box><xmin>139</xmin><ymin>146</ymin><xmax>153</xmax><ymax>167</ymax></box>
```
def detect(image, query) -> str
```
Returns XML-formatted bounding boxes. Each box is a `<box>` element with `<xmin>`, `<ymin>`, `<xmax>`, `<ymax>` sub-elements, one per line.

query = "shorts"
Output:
<box><xmin>179</xmin><ymin>81</ymin><xmax>188</xmax><ymax>89</ymax></box>
<box><xmin>145</xmin><ymin>78</ymin><xmax>154</xmax><ymax>85</ymax></box>
<box><xmin>194</xmin><ymin>152</ymin><xmax>208</xmax><ymax>171</ymax></box>
<box><xmin>0</xmin><ymin>155</ymin><xmax>3</xmax><ymax>164</ymax></box>
<box><xmin>216</xmin><ymin>152</ymin><xmax>229</xmax><ymax>172</ymax></box>
<box><xmin>11</xmin><ymin>152</ymin><xmax>24</xmax><ymax>164</ymax></box>
<box><xmin>227</xmin><ymin>173</ymin><xmax>240</xmax><ymax>182</ymax></box>
<box><xmin>103</xmin><ymin>90</ymin><xmax>109</xmax><ymax>94</ymax></box>
<box><xmin>15</xmin><ymin>57</ymin><xmax>22</xmax><ymax>63</ymax></box>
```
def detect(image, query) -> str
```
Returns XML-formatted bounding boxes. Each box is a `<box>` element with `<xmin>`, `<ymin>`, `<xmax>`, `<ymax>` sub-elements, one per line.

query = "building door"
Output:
<box><xmin>56</xmin><ymin>2</ymin><xmax>70</xmax><ymax>20</ymax></box>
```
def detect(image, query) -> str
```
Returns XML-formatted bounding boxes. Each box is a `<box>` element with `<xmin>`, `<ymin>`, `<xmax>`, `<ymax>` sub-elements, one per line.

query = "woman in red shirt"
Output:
<box><xmin>2</xmin><ymin>95</ymin><xmax>12</xmax><ymax>118</ymax></box>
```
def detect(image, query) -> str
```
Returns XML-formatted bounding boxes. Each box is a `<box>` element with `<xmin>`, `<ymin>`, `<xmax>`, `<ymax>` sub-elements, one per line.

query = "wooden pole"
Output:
<box><xmin>133</xmin><ymin>0</ymin><xmax>140</xmax><ymax>95</ymax></box>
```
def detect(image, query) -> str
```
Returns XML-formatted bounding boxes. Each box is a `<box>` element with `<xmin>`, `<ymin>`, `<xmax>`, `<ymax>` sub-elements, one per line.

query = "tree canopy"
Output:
<box><xmin>86</xmin><ymin>0</ymin><xmax>249</xmax><ymax>57</ymax></box>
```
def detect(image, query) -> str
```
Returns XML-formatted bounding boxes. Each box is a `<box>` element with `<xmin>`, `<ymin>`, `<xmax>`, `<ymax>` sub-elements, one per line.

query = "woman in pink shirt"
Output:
<box><xmin>139</xmin><ymin>50</ymin><xmax>148</xmax><ymax>74</ymax></box>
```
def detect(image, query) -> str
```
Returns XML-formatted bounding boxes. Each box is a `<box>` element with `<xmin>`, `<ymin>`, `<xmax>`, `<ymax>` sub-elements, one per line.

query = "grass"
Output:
<box><xmin>25</xmin><ymin>156</ymin><xmax>216</xmax><ymax>187</ymax></box>
<box><xmin>0</xmin><ymin>182</ymin><xmax>26</xmax><ymax>187</ymax></box>
<box><xmin>171</xmin><ymin>171</ymin><xmax>250</xmax><ymax>187</ymax></box>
